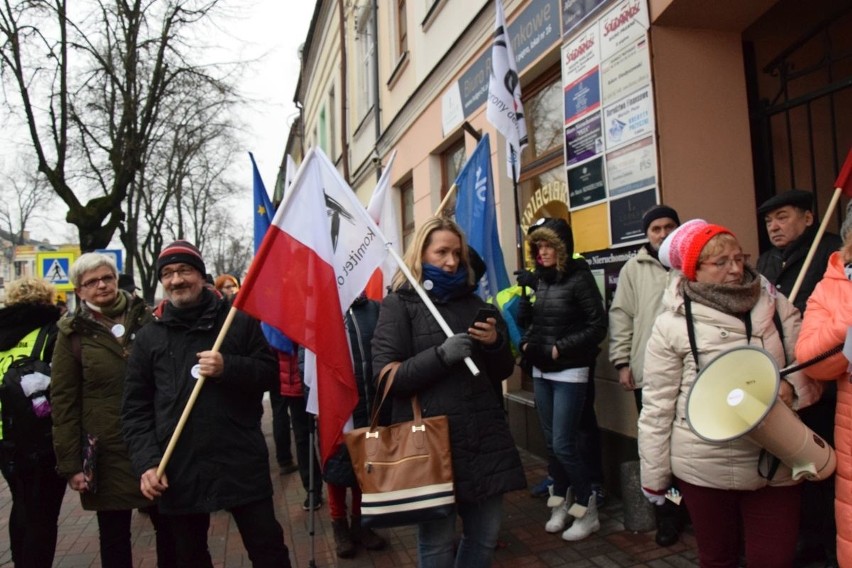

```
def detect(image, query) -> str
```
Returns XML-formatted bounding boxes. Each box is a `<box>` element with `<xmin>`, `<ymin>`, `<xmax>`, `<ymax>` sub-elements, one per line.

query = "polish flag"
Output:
<box><xmin>235</xmin><ymin>147</ymin><xmax>389</xmax><ymax>466</ymax></box>
<box><xmin>365</xmin><ymin>150</ymin><xmax>400</xmax><ymax>299</ymax></box>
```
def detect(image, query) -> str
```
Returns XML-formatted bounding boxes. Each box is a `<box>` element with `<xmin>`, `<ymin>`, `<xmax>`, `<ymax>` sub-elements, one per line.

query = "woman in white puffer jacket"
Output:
<box><xmin>638</xmin><ymin>219</ymin><xmax>822</xmax><ymax>568</ymax></box>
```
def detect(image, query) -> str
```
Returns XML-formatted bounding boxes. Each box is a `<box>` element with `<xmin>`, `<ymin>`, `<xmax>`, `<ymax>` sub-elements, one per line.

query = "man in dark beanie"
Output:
<box><xmin>757</xmin><ymin>189</ymin><xmax>839</xmax><ymax>567</ymax></box>
<box><xmin>608</xmin><ymin>204</ymin><xmax>684</xmax><ymax>547</ymax></box>
<box><xmin>121</xmin><ymin>240</ymin><xmax>292</xmax><ymax>567</ymax></box>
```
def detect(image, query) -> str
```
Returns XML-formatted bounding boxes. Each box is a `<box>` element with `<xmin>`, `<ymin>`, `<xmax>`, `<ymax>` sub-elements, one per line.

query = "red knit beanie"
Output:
<box><xmin>658</xmin><ymin>219</ymin><xmax>733</xmax><ymax>280</ymax></box>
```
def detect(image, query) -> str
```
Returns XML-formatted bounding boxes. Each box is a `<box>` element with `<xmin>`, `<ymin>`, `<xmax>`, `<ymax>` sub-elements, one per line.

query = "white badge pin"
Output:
<box><xmin>191</xmin><ymin>364</ymin><xmax>202</xmax><ymax>379</ymax></box>
<box><xmin>111</xmin><ymin>324</ymin><xmax>125</xmax><ymax>338</ymax></box>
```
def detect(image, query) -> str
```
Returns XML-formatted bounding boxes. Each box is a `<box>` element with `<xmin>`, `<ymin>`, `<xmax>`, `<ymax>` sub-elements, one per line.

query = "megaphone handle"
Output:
<box><xmin>779</xmin><ymin>343</ymin><xmax>843</xmax><ymax>377</ymax></box>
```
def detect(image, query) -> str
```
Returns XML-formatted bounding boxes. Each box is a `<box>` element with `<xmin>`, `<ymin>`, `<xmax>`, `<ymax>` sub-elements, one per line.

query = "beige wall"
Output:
<box><xmin>651</xmin><ymin>26</ymin><xmax>759</xmax><ymax>256</ymax></box>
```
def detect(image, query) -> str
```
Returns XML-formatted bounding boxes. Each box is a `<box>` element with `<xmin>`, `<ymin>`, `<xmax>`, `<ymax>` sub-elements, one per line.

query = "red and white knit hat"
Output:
<box><xmin>658</xmin><ymin>219</ymin><xmax>732</xmax><ymax>281</ymax></box>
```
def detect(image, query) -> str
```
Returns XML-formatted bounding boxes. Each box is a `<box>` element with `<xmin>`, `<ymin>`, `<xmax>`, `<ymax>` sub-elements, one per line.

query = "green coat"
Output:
<box><xmin>51</xmin><ymin>293</ymin><xmax>153</xmax><ymax>511</ymax></box>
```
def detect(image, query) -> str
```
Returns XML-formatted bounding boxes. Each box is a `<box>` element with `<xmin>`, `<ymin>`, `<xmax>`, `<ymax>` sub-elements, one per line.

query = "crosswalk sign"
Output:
<box><xmin>36</xmin><ymin>252</ymin><xmax>76</xmax><ymax>292</ymax></box>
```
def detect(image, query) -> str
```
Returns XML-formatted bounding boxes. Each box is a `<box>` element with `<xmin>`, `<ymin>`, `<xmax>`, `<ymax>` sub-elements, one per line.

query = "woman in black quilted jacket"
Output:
<box><xmin>520</xmin><ymin>217</ymin><xmax>607</xmax><ymax>542</ymax></box>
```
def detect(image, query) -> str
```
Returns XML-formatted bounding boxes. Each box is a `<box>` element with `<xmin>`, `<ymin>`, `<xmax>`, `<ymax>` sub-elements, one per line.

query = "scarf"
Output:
<box><xmin>84</xmin><ymin>291</ymin><xmax>129</xmax><ymax>332</ymax></box>
<box><xmin>680</xmin><ymin>266</ymin><xmax>762</xmax><ymax>315</ymax></box>
<box><xmin>845</xmin><ymin>262</ymin><xmax>852</xmax><ymax>281</ymax></box>
<box><xmin>422</xmin><ymin>264</ymin><xmax>469</xmax><ymax>302</ymax></box>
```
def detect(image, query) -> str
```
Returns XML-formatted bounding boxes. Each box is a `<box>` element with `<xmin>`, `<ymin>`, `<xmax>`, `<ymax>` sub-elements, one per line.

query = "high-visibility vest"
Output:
<box><xmin>0</xmin><ymin>327</ymin><xmax>49</xmax><ymax>440</ymax></box>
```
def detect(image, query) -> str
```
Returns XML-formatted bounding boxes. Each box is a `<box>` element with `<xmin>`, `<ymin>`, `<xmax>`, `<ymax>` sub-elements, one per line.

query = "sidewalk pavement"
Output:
<box><xmin>0</xmin><ymin>398</ymin><xmax>702</xmax><ymax>567</ymax></box>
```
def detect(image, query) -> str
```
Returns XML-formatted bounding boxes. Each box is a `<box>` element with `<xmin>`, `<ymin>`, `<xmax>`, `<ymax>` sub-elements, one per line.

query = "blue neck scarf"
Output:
<box><xmin>422</xmin><ymin>264</ymin><xmax>469</xmax><ymax>301</ymax></box>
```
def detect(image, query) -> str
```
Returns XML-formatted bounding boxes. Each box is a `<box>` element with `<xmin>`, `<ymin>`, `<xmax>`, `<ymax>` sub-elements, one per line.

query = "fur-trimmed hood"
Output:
<box><xmin>527</xmin><ymin>218</ymin><xmax>574</xmax><ymax>272</ymax></box>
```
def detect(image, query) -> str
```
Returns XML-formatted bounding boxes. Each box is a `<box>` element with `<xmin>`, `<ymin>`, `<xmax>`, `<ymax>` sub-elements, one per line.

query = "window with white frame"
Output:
<box><xmin>356</xmin><ymin>6</ymin><xmax>376</xmax><ymax>121</ymax></box>
<box><xmin>395</xmin><ymin>0</ymin><xmax>408</xmax><ymax>60</ymax></box>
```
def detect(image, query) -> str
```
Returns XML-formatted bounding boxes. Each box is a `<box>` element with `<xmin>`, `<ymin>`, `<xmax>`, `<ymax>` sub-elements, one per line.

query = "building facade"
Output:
<box><xmin>287</xmin><ymin>0</ymin><xmax>852</xmax><ymax>484</ymax></box>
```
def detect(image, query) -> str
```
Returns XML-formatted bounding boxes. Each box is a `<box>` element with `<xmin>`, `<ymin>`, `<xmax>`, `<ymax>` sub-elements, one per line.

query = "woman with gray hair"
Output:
<box><xmin>51</xmin><ymin>253</ymin><xmax>175</xmax><ymax>567</ymax></box>
<box><xmin>0</xmin><ymin>277</ymin><xmax>66</xmax><ymax>568</ymax></box>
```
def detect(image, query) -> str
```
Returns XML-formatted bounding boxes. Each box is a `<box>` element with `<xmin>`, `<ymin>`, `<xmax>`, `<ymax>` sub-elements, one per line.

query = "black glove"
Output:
<box><xmin>436</xmin><ymin>333</ymin><xmax>474</xmax><ymax>366</ymax></box>
<box><xmin>517</xmin><ymin>296</ymin><xmax>533</xmax><ymax>326</ymax></box>
<box><xmin>515</xmin><ymin>269</ymin><xmax>539</xmax><ymax>291</ymax></box>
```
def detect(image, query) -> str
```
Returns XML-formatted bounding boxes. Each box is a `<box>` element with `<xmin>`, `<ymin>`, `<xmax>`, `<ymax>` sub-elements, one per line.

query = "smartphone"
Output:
<box><xmin>469</xmin><ymin>305</ymin><xmax>499</xmax><ymax>328</ymax></box>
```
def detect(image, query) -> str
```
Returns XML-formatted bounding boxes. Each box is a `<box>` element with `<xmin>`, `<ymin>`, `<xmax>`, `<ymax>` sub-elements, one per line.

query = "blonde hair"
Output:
<box><xmin>697</xmin><ymin>232</ymin><xmax>740</xmax><ymax>264</ymax></box>
<box><xmin>390</xmin><ymin>217</ymin><xmax>474</xmax><ymax>291</ymax></box>
<box><xmin>5</xmin><ymin>277</ymin><xmax>56</xmax><ymax>306</ymax></box>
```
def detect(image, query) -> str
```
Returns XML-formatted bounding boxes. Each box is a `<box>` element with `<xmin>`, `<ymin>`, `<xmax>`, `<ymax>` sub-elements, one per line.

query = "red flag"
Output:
<box><xmin>835</xmin><ymin>147</ymin><xmax>852</xmax><ymax>197</ymax></box>
<box><xmin>235</xmin><ymin>148</ymin><xmax>388</xmax><ymax>466</ymax></box>
<box><xmin>365</xmin><ymin>150</ymin><xmax>399</xmax><ymax>300</ymax></box>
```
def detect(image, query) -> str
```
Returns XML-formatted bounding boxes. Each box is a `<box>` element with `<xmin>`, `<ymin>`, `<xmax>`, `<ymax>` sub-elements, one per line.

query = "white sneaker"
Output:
<box><xmin>546</xmin><ymin>501</ymin><xmax>571</xmax><ymax>533</ymax></box>
<box><xmin>562</xmin><ymin>494</ymin><xmax>600</xmax><ymax>541</ymax></box>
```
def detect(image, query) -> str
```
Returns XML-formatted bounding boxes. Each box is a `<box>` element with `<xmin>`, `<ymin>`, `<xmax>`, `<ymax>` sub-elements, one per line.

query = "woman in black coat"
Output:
<box><xmin>520</xmin><ymin>217</ymin><xmax>607</xmax><ymax>541</ymax></box>
<box><xmin>371</xmin><ymin>216</ymin><xmax>524</xmax><ymax>568</ymax></box>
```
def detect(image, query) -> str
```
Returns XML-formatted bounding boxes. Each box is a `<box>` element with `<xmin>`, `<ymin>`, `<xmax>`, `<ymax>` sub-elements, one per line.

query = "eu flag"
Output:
<box><xmin>249</xmin><ymin>152</ymin><xmax>294</xmax><ymax>354</ymax></box>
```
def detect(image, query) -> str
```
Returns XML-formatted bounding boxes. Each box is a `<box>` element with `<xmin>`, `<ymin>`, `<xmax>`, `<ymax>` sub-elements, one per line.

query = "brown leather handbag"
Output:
<box><xmin>343</xmin><ymin>362</ymin><xmax>455</xmax><ymax>528</ymax></box>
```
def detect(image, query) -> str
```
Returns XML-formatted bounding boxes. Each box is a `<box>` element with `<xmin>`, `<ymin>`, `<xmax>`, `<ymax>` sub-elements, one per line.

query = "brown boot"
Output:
<box><xmin>332</xmin><ymin>517</ymin><xmax>356</xmax><ymax>558</ymax></box>
<box><xmin>350</xmin><ymin>517</ymin><xmax>387</xmax><ymax>550</ymax></box>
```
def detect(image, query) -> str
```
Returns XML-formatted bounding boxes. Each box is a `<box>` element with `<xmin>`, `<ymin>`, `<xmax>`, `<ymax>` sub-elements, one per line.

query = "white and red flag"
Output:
<box><xmin>234</xmin><ymin>147</ymin><xmax>388</xmax><ymax>466</ymax></box>
<box><xmin>365</xmin><ymin>150</ymin><xmax>399</xmax><ymax>299</ymax></box>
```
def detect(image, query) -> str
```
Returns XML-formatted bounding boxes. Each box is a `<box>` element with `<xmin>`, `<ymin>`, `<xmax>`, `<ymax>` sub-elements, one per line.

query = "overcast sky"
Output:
<box><xmin>0</xmin><ymin>0</ymin><xmax>316</xmax><ymax>243</ymax></box>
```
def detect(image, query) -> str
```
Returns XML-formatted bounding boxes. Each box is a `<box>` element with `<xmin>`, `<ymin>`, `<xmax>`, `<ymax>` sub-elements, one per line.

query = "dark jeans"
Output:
<box><xmin>281</xmin><ymin>395</ymin><xmax>322</xmax><ymax>496</ymax></box>
<box><xmin>269</xmin><ymin>389</ymin><xmax>294</xmax><ymax>465</ymax></box>
<box><xmin>97</xmin><ymin>506</ymin><xmax>177</xmax><ymax>568</ymax></box>
<box><xmin>0</xmin><ymin>454</ymin><xmax>66</xmax><ymax>568</ymax></box>
<box><xmin>165</xmin><ymin>498</ymin><xmax>291</xmax><ymax>568</ymax></box>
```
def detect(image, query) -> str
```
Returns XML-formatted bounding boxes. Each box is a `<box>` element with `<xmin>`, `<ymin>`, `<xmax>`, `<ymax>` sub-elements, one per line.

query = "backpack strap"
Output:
<box><xmin>30</xmin><ymin>326</ymin><xmax>51</xmax><ymax>360</ymax></box>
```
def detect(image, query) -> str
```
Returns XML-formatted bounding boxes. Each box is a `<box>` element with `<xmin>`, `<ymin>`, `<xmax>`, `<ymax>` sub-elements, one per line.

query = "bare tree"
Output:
<box><xmin>0</xmin><ymin>164</ymin><xmax>56</xmax><ymax>245</ymax></box>
<box><xmin>0</xmin><ymin>0</ymin><xmax>230</xmax><ymax>252</ymax></box>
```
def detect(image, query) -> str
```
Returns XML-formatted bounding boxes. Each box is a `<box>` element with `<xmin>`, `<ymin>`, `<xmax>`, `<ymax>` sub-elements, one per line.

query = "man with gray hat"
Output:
<box><xmin>756</xmin><ymin>188</ymin><xmax>841</xmax><ymax>313</ymax></box>
<box><xmin>608</xmin><ymin>204</ymin><xmax>683</xmax><ymax>547</ymax></box>
<box><xmin>121</xmin><ymin>240</ymin><xmax>292</xmax><ymax>567</ymax></box>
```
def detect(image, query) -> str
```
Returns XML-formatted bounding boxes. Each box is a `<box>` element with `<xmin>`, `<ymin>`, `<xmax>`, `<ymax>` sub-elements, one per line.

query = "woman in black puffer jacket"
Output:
<box><xmin>371</xmin><ymin>216</ymin><xmax>524</xmax><ymax>568</ymax></box>
<box><xmin>520</xmin><ymin>218</ymin><xmax>607</xmax><ymax>542</ymax></box>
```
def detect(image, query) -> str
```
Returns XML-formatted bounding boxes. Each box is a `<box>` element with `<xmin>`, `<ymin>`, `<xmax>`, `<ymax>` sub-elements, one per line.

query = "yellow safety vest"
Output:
<box><xmin>0</xmin><ymin>327</ymin><xmax>49</xmax><ymax>441</ymax></box>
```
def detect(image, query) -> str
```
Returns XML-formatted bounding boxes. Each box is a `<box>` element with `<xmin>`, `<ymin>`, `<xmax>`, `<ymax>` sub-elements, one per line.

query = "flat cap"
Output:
<box><xmin>757</xmin><ymin>189</ymin><xmax>813</xmax><ymax>217</ymax></box>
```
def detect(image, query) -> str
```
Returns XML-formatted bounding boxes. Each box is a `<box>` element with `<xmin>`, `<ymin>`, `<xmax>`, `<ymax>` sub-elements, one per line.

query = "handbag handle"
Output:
<box><xmin>369</xmin><ymin>362</ymin><xmax>424</xmax><ymax>432</ymax></box>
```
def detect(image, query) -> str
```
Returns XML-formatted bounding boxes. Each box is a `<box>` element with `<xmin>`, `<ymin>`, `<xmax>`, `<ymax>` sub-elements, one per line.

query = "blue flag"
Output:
<box><xmin>454</xmin><ymin>134</ymin><xmax>510</xmax><ymax>300</ymax></box>
<box><xmin>249</xmin><ymin>152</ymin><xmax>295</xmax><ymax>354</ymax></box>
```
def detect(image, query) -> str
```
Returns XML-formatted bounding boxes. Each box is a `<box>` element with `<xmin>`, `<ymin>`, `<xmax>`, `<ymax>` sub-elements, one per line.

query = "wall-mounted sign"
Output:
<box><xmin>568</xmin><ymin>156</ymin><xmax>606</xmax><ymax>209</ymax></box>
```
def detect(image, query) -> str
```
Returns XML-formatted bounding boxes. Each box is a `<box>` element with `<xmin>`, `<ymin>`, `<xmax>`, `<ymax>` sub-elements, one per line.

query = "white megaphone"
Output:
<box><xmin>686</xmin><ymin>346</ymin><xmax>836</xmax><ymax>481</ymax></box>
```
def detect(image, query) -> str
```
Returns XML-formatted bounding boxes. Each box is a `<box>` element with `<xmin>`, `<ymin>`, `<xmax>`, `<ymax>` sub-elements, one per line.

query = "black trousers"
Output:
<box><xmin>281</xmin><ymin>395</ymin><xmax>322</xmax><ymax>496</ymax></box>
<box><xmin>0</xmin><ymin>454</ymin><xmax>66</xmax><ymax>568</ymax></box>
<box><xmin>165</xmin><ymin>497</ymin><xmax>291</xmax><ymax>568</ymax></box>
<box><xmin>97</xmin><ymin>506</ymin><xmax>177</xmax><ymax>568</ymax></box>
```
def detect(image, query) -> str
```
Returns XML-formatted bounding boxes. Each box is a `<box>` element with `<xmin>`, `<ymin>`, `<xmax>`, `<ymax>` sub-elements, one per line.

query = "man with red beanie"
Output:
<box><xmin>121</xmin><ymin>240</ymin><xmax>292</xmax><ymax>567</ymax></box>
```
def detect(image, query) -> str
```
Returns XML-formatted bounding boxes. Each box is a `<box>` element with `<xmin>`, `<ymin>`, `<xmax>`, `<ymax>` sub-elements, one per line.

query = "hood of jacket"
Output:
<box><xmin>527</xmin><ymin>218</ymin><xmax>574</xmax><ymax>273</ymax></box>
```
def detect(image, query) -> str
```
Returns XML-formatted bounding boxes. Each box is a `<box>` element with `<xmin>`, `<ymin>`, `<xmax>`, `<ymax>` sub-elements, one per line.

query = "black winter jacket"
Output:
<box><xmin>371</xmin><ymin>285</ymin><xmax>525</xmax><ymax>504</ymax></box>
<box><xmin>756</xmin><ymin>224</ymin><xmax>842</xmax><ymax>313</ymax></box>
<box><xmin>121</xmin><ymin>288</ymin><xmax>277</xmax><ymax>514</ymax></box>
<box><xmin>521</xmin><ymin>259</ymin><xmax>607</xmax><ymax>372</ymax></box>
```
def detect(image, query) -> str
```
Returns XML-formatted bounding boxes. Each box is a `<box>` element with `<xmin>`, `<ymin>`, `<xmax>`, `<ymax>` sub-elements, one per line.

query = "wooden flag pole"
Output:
<box><xmin>788</xmin><ymin>148</ymin><xmax>852</xmax><ymax>305</ymax></box>
<box><xmin>434</xmin><ymin>183</ymin><xmax>458</xmax><ymax>217</ymax></box>
<box><xmin>156</xmin><ymin>306</ymin><xmax>238</xmax><ymax>479</ymax></box>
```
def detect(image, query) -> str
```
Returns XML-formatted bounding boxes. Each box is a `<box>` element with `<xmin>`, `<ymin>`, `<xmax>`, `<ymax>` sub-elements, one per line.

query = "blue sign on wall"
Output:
<box><xmin>458</xmin><ymin>0</ymin><xmax>560</xmax><ymax>118</ymax></box>
<box><xmin>96</xmin><ymin>248</ymin><xmax>124</xmax><ymax>273</ymax></box>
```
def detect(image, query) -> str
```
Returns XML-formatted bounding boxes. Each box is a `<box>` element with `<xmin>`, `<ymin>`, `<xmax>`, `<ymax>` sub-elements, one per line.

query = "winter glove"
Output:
<box><xmin>642</xmin><ymin>487</ymin><xmax>666</xmax><ymax>506</ymax></box>
<box><xmin>436</xmin><ymin>333</ymin><xmax>474</xmax><ymax>366</ymax></box>
<box><xmin>514</xmin><ymin>269</ymin><xmax>539</xmax><ymax>291</ymax></box>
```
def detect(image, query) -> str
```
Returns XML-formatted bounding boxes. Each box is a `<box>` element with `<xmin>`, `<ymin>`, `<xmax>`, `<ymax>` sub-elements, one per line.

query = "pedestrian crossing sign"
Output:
<box><xmin>36</xmin><ymin>252</ymin><xmax>76</xmax><ymax>292</ymax></box>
